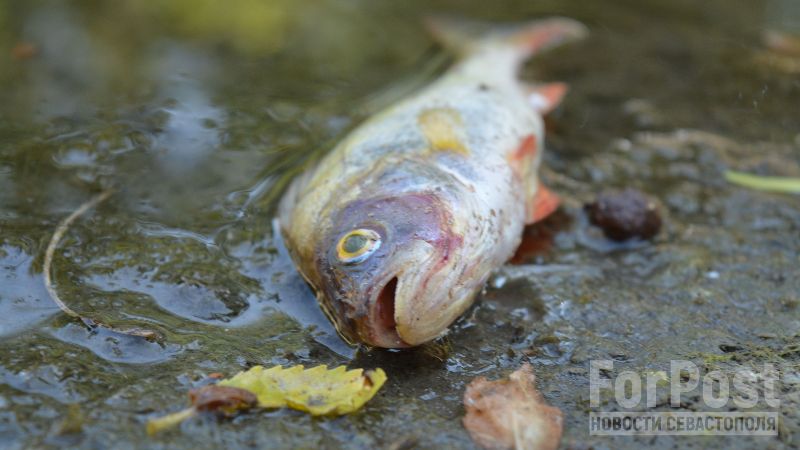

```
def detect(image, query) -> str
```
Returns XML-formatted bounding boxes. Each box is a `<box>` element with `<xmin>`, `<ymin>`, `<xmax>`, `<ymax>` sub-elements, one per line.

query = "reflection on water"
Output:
<box><xmin>766</xmin><ymin>0</ymin><xmax>800</xmax><ymax>33</ymax></box>
<box><xmin>0</xmin><ymin>364</ymin><xmax>85</xmax><ymax>403</ymax></box>
<box><xmin>1</xmin><ymin>0</ymin><xmax>357</xmax><ymax>360</ymax></box>
<box><xmin>149</xmin><ymin>45</ymin><xmax>222</xmax><ymax>173</ymax></box>
<box><xmin>20</xmin><ymin>5</ymin><xmax>110</xmax><ymax>119</ymax></box>
<box><xmin>50</xmin><ymin>323</ymin><xmax>184</xmax><ymax>364</ymax></box>
<box><xmin>0</xmin><ymin>245</ymin><xmax>58</xmax><ymax>337</ymax></box>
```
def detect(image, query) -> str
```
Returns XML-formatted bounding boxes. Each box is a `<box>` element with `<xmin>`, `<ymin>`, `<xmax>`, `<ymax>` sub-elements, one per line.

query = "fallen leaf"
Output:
<box><xmin>725</xmin><ymin>171</ymin><xmax>800</xmax><ymax>194</ymax></box>
<box><xmin>11</xmin><ymin>42</ymin><xmax>38</xmax><ymax>60</ymax></box>
<box><xmin>147</xmin><ymin>365</ymin><xmax>387</xmax><ymax>435</ymax></box>
<box><xmin>146</xmin><ymin>407</ymin><xmax>197</xmax><ymax>436</ymax></box>
<box><xmin>219</xmin><ymin>364</ymin><xmax>387</xmax><ymax>415</ymax></box>
<box><xmin>146</xmin><ymin>385</ymin><xmax>257</xmax><ymax>435</ymax></box>
<box><xmin>463</xmin><ymin>363</ymin><xmax>563</xmax><ymax>450</ymax></box>
<box><xmin>189</xmin><ymin>385</ymin><xmax>258</xmax><ymax>413</ymax></box>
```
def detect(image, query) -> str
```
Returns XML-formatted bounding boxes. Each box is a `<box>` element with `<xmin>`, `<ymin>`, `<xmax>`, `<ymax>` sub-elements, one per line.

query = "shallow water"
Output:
<box><xmin>1</xmin><ymin>0</ymin><xmax>799</xmax><ymax>448</ymax></box>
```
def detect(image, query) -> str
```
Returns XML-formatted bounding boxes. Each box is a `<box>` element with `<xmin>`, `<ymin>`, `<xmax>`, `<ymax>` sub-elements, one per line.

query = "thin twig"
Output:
<box><xmin>43</xmin><ymin>190</ymin><xmax>112</xmax><ymax>318</ymax></box>
<box><xmin>43</xmin><ymin>190</ymin><xmax>159</xmax><ymax>341</ymax></box>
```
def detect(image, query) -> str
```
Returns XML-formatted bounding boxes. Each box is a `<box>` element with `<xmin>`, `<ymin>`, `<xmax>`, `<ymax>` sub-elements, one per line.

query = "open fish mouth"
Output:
<box><xmin>349</xmin><ymin>234</ymin><xmax>453</xmax><ymax>348</ymax></box>
<box><xmin>357</xmin><ymin>275</ymin><xmax>410</xmax><ymax>348</ymax></box>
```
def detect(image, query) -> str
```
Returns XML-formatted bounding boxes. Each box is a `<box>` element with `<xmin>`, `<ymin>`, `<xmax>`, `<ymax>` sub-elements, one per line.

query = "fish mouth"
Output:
<box><xmin>356</xmin><ymin>275</ymin><xmax>411</xmax><ymax>348</ymax></box>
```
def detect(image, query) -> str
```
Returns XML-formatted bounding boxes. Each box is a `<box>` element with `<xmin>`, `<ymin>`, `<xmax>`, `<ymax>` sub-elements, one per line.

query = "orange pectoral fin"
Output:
<box><xmin>508</xmin><ymin>134</ymin><xmax>538</xmax><ymax>176</ymax></box>
<box><xmin>513</xmin><ymin>134</ymin><xmax>538</xmax><ymax>159</ymax></box>
<box><xmin>527</xmin><ymin>82</ymin><xmax>568</xmax><ymax>115</ymax></box>
<box><xmin>527</xmin><ymin>182</ymin><xmax>560</xmax><ymax>224</ymax></box>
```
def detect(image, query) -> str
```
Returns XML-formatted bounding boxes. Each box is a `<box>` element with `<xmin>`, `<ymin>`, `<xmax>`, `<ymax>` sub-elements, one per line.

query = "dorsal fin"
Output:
<box><xmin>424</xmin><ymin>16</ymin><xmax>588</xmax><ymax>63</ymax></box>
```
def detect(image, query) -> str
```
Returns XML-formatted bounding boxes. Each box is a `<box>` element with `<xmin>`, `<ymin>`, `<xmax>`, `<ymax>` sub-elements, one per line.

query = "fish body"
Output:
<box><xmin>279</xmin><ymin>17</ymin><xmax>587</xmax><ymax>348</ymax></box>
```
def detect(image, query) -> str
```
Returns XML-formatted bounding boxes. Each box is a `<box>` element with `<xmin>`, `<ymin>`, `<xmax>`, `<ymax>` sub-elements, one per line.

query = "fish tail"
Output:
<box><xmin>424</xmin><ymin>16</ymin><xmax>588</xmax><ymax>63</ymax></box>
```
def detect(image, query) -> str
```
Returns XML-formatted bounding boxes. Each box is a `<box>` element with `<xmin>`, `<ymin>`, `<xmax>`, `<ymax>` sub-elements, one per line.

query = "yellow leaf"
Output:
<box><xmin>147</xmin><ymin>407</ymin><xmax>196</xmax><ymax>436</ymax></box>
<box><xmin>146</xmin><ymin>365</ymin><xmax>386</xmax><ymax>435</ymax></box>
<box><xmin>725</xmin><ymin>171</ymin><xmax>800</xmax><ymax>194</ymax></box>
<box><xmin>219</xmin><ymin>365</ymin><xmax>387</xmax><ymax>416</ymax></box>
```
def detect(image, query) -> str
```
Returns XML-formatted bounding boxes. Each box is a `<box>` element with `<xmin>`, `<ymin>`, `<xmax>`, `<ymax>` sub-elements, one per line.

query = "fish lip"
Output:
<box><xmin>391</xmin><ymin>240</ymin><xmax>462</xmax><ymax>346</ymax></box>
<box><xmin>358</xmin><ymin>243</ymin><xmax>446</xmax><ymax>348</ymax></box>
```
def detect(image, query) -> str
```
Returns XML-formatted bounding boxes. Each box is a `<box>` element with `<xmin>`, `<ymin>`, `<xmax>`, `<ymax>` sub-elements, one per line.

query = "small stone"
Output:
<box><xmin>585</xmin><ymin>189</ymin><xmax>662</xmax><ymax>241</ymax></box>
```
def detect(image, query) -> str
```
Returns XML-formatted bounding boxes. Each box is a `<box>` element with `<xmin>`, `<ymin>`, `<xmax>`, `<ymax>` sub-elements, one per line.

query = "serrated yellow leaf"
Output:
<box><xmin>219</xmin><ymin>364</ymin><xmax>387</xmax><ymax>416</ymax></box>
<box><xmin>146</xmin><ymin>365</ymin><xmax>387</xmax><ymax>435</ymax></box>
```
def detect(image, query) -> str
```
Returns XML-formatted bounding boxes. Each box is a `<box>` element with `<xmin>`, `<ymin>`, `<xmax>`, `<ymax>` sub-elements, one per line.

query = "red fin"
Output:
<box><xmin>508</xmin><ymin>134</ymin><xmax>538</xmax><ymax>177</ymax></box>
<box><xmin>424</xmin><ymin>16</ymin><xmax>588</xmax><ymax>60</ymax></box>
<box><xmin>527</xmin><ymin>82</ymin><xmax>569</xmax><ymax>114</ymax></box>
<box><xmin>514</xmin><ymin>134</ymin><xmax>538</xmax><ymax>159</ymax></box>
<box><xmin>507</xmin><ymin>18</ymin><xmax>589</xmax><ymax>59</ymax></box>
<box><xmin>527</xmin><ymin>183</ymin><xmax>560</xmax><ymax>224</ymax></box>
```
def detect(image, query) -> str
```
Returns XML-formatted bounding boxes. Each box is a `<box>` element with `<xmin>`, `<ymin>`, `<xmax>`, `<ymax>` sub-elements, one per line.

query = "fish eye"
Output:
<box><xmin>336</xmin><ymin>229</ymin><xmax>381</xmax><ymax>264</ymax></box>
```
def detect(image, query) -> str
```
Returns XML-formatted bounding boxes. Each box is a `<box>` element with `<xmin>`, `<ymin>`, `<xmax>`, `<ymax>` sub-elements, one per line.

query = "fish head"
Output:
<box><xmin>313</xmin><ymin>192</ymin><xmax>463</xmax><ymax>348</ymax></box>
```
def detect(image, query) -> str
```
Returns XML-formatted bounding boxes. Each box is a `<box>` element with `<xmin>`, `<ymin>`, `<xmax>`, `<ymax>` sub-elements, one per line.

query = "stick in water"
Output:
<box><xmin>43</xmin><ymin>190</ymin><xmax>160</xmax><ymax>341</ymax></box>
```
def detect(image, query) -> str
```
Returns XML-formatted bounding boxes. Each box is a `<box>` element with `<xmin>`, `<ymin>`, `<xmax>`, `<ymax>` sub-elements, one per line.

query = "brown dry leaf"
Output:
<box><xmin>11</xmin><ymin>42</ymin><xmax>38</xmax><ymax>60</ymax></box>
<box><xmin>463</xmin><ymin>363</ymin><xmax>563</xmax><ymax>450</ymax></box>
<box><xmin>189</xmin><ymin>385</ymin><xmax>258</xmax><ymax>413</ymax></box>
<box><xmin>146</xmin><ymin>385</ymin><xmax>257</xmax><ymax>435</ymax></box>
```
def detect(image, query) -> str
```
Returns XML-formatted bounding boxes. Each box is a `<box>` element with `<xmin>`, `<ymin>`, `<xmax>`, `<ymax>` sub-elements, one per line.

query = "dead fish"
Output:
<box><xmin>279</xmin><ymin>17</ymin><xmax>587</xmax><ymax>348</ymax></box>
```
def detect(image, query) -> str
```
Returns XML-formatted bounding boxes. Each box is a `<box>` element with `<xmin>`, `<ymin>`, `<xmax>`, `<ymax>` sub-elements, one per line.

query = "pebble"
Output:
<box><xmin>585</xmin><ymin>189</ymin><xmax>662</xmax><ymax>241</ymax></box>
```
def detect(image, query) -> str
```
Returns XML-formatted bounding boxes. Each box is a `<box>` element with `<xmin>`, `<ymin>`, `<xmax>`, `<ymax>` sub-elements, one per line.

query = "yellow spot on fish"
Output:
<box><xmin>418</xmin><ymin>108</ymin><xmax>469</xmax><ymax>156</ymax></box>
